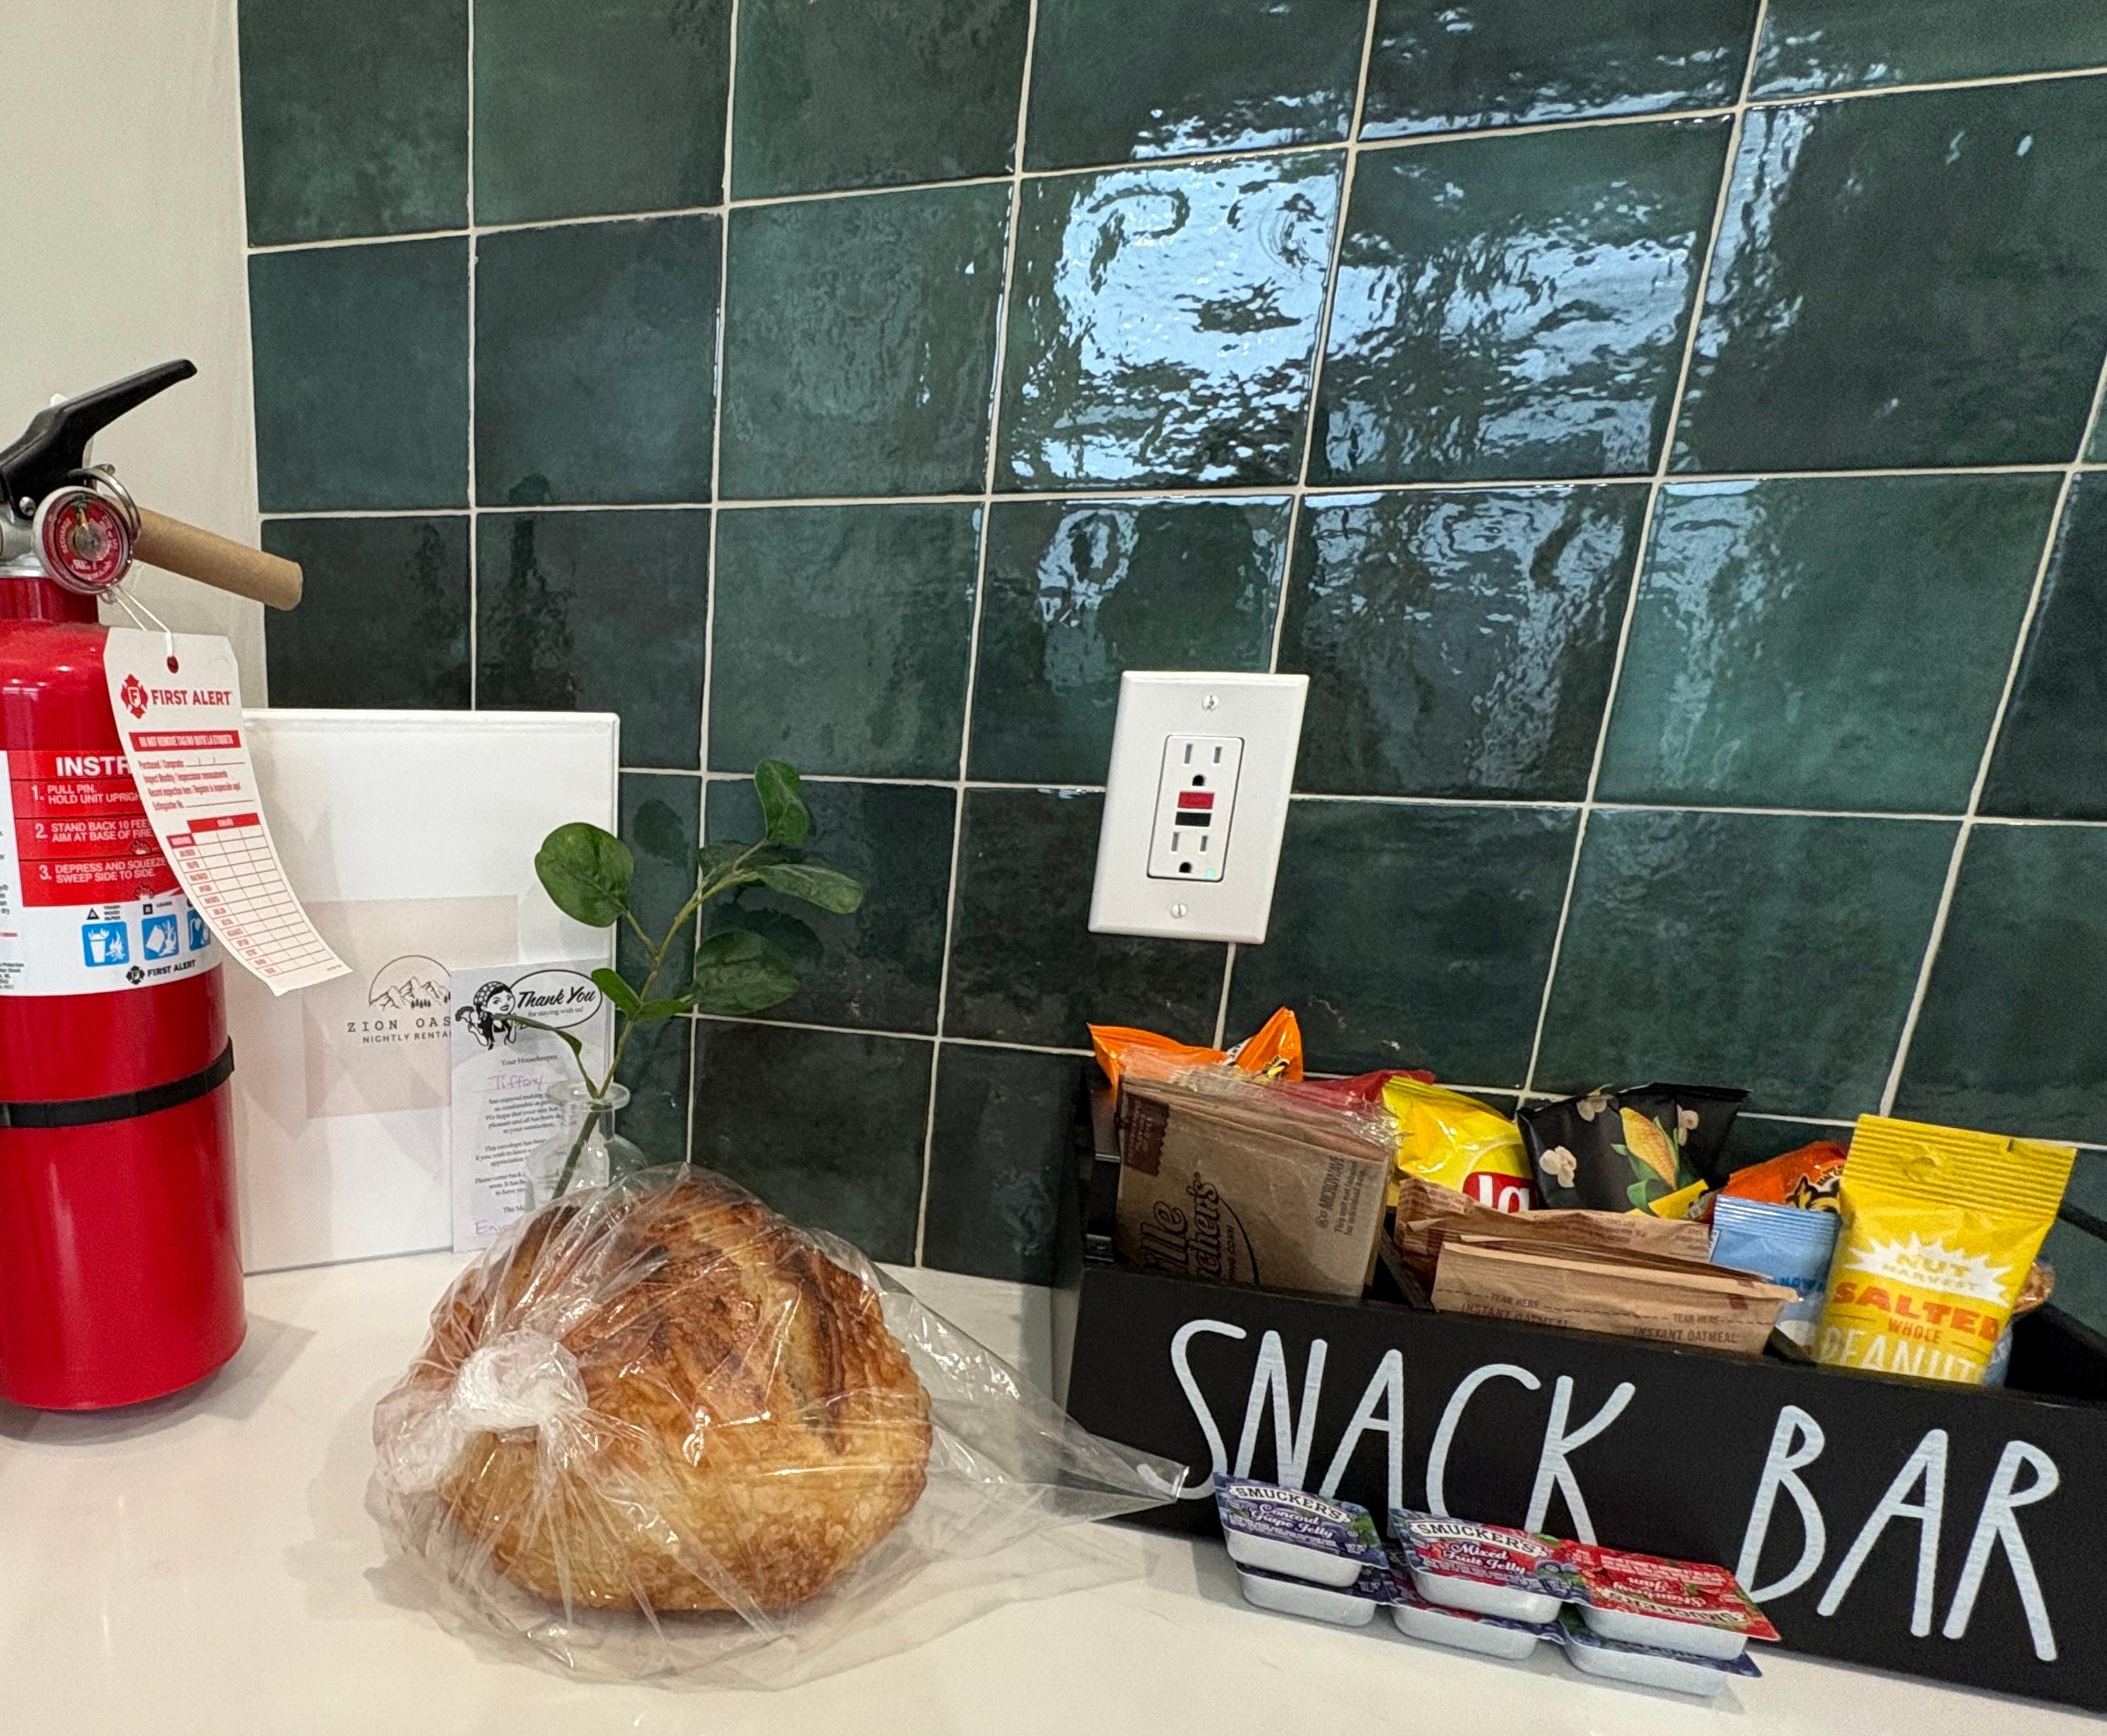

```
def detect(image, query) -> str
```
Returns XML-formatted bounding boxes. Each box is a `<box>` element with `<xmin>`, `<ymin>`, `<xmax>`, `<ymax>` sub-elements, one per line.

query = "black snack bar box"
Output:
<box><xmin>1051</xmin><ymin>1088</ymin><xmax>2107</xmax><ymax>1713</ymax></box>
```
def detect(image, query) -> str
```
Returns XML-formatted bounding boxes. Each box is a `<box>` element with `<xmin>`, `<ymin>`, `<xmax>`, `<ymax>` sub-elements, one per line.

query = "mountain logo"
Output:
<box><xmin>367</xmin><ymin>954</ymin><xmax>451</xmax><ymax>1013</ymax></box>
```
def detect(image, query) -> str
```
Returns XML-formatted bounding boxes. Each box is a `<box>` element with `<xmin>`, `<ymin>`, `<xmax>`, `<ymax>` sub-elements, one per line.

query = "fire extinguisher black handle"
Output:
<box><xmin>0</xmin><ymin>359</ymin><xmax>197</xmax><ymax>514</ymax></box>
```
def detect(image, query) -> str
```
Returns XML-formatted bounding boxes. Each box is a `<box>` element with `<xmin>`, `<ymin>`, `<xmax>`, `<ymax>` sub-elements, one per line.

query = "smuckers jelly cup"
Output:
<box><xmin>1215</xmin><ymin>1478</ymin><xmax>1387</xmax><ymax>1588</ymax></box>
<box><xmin>1390</xmin><ymin>1510</ymin><xmax>1565</xmax><ymax>1623</ymax></box>
<box><xmin>1555</xmin><ymin>1610</ymin><xmax>1763</xmax><ymax>1697</ymax></box>
<box><xmin>1389</xmin><ymin>1584</ymin><xmax>1559</xmax><ymax>1660</ymax></box>
<box><xmin>1551</xmin><ymin>1540</ymin><xmax>1779</xmax><ymax>1660</ymax></box>
<box><xmin>1236</xmin><ymin>1560</ymin><xmax>1394</xmax><ymax>1627</ymax></box>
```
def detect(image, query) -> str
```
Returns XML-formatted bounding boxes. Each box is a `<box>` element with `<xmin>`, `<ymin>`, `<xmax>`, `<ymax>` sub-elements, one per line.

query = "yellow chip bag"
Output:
<box><xmin>1382</xmin><ymin>1078</ymin><xmax>1532</xmax><ymax>1214</ymax></box>
<box><xmin>1815</xmin><ymin>1115</ymin><xmax>2075</xmax><ymax>1386</ymax></box>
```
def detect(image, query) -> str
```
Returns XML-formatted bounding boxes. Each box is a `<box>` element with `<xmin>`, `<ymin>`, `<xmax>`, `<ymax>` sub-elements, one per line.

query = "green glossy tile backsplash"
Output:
<box><xmin>241</xmin><ymin>0</ymin><xmax>2107</xmax><ymax>1297</ymax></box>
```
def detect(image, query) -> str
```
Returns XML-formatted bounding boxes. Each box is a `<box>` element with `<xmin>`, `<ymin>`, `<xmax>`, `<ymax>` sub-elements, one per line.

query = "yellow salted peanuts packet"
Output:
<box><xmin>1815</xmin><ymin>1115</ymin><xmax>2075</xmax><ymax>1386</ymax></box>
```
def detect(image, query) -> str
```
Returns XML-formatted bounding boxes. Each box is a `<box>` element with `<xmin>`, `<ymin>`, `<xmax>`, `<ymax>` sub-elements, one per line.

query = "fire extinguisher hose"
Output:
<box><xmin>0</xmin><ymin>1042</ymin><xmax>233</xmax><ymax>1130</ymax></box>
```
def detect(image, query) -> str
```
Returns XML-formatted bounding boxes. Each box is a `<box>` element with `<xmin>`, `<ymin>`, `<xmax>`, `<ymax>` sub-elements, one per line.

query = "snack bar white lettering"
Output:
<box><xmin>1317</xmin><ymin>1348</ymin><xmax>1404</xmax><ymax>1514</ymax></box>
<box><xmin>1736</xmin><ymin>1405</ymin><xmax>1829</xmax><ymax>1601</ymax></box>
<box><xmin>1162</xmin><ymin>1317</ymin><xmax>1245</xmax><ymax>1500</ymax></box>
<box><xmin>102</xmin><ymin>630</ymin><xmax>346</xmax><ymax>994</ymax></box>
<box><xmin>1426</xmin><ymin>1364</ymin><xmax>1538</xmax><ymax>1516</ymax></box>
<box><xmin>1234</xmin><ymin>1331</ymin><xmax>1328</xmax><ymax>1490</ymax></box>
<box><xmin>1943</xmin><ymin>1439</ymin><xmax>2059</xmax><ymax>1661</ymax></box>
<box><xmin>1816</xmin><ymin>1428</ymin><xmax>1949</xmax><ymax>1635</ymax></box>
<box><xmin>1526</xmin><ymin>1375</ymin><xmax>1635</xmax><ymax>1542</ymax></box>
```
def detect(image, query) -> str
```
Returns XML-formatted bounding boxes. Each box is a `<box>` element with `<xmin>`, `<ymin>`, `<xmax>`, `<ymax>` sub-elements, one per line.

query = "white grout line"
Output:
<box><xmin>912</xmin><ymin>0</ymin><xmax>1044</xmax><ymax>1266</ymax></box>
<box><xmin>252</xmin><ymin>459</ymin><xmax>2090</xmax><ymax>524</ymax></box>
<box><xmin>464</xmin><ymin>0</ymin><xmax>478</xmax><ymax>706</ymax></box>
<box><xmin>1875</xmin><ymin>350</ymin><xmax>2107</xmax><ymax>1116</ymax></box>
<box><xmin>241</xmin><ymin>61</ymin><xmax>2107</xmax><ymax>261</ymax></box>
<box><xmin>683</xmin><ymin>0</ymin><xmax>744</xmax><ymax>1171</ymax></box>
<box><xmin>1211</xmin><ymin>0</ymin><xmax>1387</xmax><ymax>1059</ymax></box>
<box><xmin>615</xmin><ymin>771</ymin><xmax>2107</xmax><ymax>829</ymax></box>
<box><xmin>1210</xmin><ymin>945</ymin><xmax>1237</xmax><ymax>1050</ymax></box>
<box><xmin>1520</xmin><ymin>0</ymin><xmax>1772</xmax><ymax>1101</ymax></box>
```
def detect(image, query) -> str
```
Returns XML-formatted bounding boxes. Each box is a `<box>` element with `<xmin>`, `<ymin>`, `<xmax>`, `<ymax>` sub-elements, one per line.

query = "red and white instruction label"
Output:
<box><xmin>103</xmin><ymin>630</ymin><xmax>347</xmax><ymax>996</ymax></box>
<box><xmin>0</xmin><ymin>744</ymin><xmax>218</xmax><ymax>996</ymax></box>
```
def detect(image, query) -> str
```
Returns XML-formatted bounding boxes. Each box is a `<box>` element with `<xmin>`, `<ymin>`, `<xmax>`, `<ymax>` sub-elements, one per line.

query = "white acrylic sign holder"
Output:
<box><xmin>225</xmin><ymin>710</ymin><xmax>618</xmax><ymax>1273</ymax></box>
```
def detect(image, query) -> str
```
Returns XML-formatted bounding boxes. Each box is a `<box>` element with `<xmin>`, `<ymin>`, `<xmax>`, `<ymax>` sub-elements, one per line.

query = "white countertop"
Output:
<box><xmin>0</xmin><ymin>1251</ymin><xmax>2089</xmax><ymax>1735</ymax></box>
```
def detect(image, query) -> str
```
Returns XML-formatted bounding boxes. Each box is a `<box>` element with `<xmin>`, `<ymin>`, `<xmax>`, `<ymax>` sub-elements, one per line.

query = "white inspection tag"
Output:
<box><xmin>103</xmin><ymin>630</ymin><xmax>348</xmax><ymax>994</ymax></box>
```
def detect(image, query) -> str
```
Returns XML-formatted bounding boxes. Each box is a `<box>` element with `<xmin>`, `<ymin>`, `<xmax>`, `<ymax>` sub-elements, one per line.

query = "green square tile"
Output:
<box><xmin>720</xmin><ymin>186</ymin><xmax>1009</xmax><ymax>498</ymax></box>
<box><xmin>1723</xmin><ymin>1117</ymin><xmax>1849</xmax><ymax>1170</ymax></box>
<box><xmin>473</xmin><ymin>0</ymin><xmax>730</xmax><ymax>224</ymax></box>
<box><xmin>969</xmin><ymin>497</ymin><xmax>1291</xmax><ymax>786</ymax></box>
<box><xmin>1314</xmin><ymin>119</ymin><xmax>1729</xmax><ymax>484</ymax></box>
<box><xmin>703</xmin><ymin>780</ymin><xmax>956</xmax><ymax>1034</ymax></box>
<box><xmin>475</xmin><ymin>216</ymin><xmax>720</xmax><ymax>506</ymax></box>
<box><xmin>239</xmin><ymin>0</ymin><xmax>466</xmax><ymax>243</ymax></box>
<box><xmin>1362</xmin><ymin>0</ymin><xmax>1758</xmax><ymax>139</ymax></box>
<box><xmin>997</xmin><ymin>154</ymin><xmax>1344</xmax><ymax>490</ymax></box>
<box><xmin>946</xmin><ymin>789</ymin><xmax>1226</xmax><ymax>1047</ymax></box>
<box><xmin>477</xmin><ymin>511</ymin><xmax>707</xmax><ymax>769</ymax></box>
<box><xmin>2039</xmin><ymin>1220</ymin><xmax>2107</xmax><ymax>1340</ymax></box>
<box><xmin>1983</xmin><ymin>475</ymin><xmax>2107</xmax><ymax>820</ymax></box>
<box><xmin>1895</xmin><ymin>824</ymin><xmax>2107</xmax><ymax>1146</ymax></box>
<box><xmin>610</xmin><ymin>1009</ymin><xmax>695</xmax><ymax>1170</ymax></box>
<box><xmin>261</xmin><ymin>517</ymin><xmax>468</xmax><ymax>707</ymax></box>
<box><xmin>735</xmin><ymin>0</ymin><xmax>1028</xmax><ymax>197</ymax></box>
<box><xmin>1228</xmin><ymin>801</ymin><xmax>1577</xmax><ymax>1082</ymax></box>
<box><xmin>618</xmin><ymin>773</ymin><xmax>701</xmax><ymax>995</ymax></box>
<box><xmin>922</xmin><ymin>1046</ymin><xmax>1087</xmax><ymax>1283</ymax></box>
<box><xmin>1024</xmin><ymin>0</ymin><xmax>1365</xmax><ymax>171</ymax></box>
<box><xmin>1676</xmin><ymin>81</ymin><xmax>2107</xmax><ymax>472</ymax></box>
<box><xmin>1282</xmin><ymin>486</ymin><xmax>1647</xmax><ymax>799</ymax></box>
<box><xmin>1599</xmin><ymin>476</ymin><xmax>2057</xmax><ymax>811</ymax></box>
<box><xmin>690</xmin><ymin>1021</ymin><xmax>929</xmax><ymax>1260</ymax></box>
<box><xmin>1754</xmin><ymin>0</ymin><xmax>2107</xmax><ymax>96</ymax></box>
<box><xmin>707</xmin><ymin>505</ymin><xmax>979</xmax><ymax>778</ymax></box>
<box><xmin>249</xmin><ymin>241</ymin><xmax>468</xmax><ymax>511</ymax></box>
<box><xmin>1537</xmin><ymin>810</ymin><xmax>1955</xmax><ymax>1117</ymax></box>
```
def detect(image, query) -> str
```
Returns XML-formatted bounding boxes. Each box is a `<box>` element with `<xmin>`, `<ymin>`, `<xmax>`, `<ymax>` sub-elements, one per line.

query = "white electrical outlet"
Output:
<box><xmin>1090</xmin><ymin>672</ymin><xmax>1307</xmax><ymax>944</ymax></box>
<box><xmin>1148</xmin><ymin>734</ymin><xmax>1243</xmax><ymax>882</ymax></box>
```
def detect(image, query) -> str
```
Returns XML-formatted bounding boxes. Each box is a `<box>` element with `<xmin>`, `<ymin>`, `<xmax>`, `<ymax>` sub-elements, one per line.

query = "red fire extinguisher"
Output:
<box><xmin>0</xmin><ymin>360</ymin><xmax>303</xmax><ymax>1410</ymax></box>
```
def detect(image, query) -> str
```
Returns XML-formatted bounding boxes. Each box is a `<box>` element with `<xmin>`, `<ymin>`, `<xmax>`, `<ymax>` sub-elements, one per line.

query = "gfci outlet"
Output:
<box><xmin>1090</xmin><ymin>672</ymin><xmax>1307</xmax><ymax>944</ymax></box>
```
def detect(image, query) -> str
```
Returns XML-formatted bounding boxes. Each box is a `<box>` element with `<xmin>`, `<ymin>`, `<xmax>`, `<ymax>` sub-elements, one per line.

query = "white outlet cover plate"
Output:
<box><xmin>1089</xmin><ymin>670</ymin><xmax>1307</xmax><ymax>944</ymax></box>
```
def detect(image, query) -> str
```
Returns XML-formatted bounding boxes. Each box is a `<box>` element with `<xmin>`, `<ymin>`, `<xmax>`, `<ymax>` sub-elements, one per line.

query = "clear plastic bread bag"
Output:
<box><xmin>368</xmin><ymin>1165</ymin><xmax>1187</xmax><ymax>1686</ymax></box>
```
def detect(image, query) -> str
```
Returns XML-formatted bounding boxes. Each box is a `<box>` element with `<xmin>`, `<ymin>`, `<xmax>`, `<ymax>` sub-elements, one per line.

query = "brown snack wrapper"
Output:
<box><xmin>1429</xmin><ymin>1235</ymin><xmax>1795</xmax><ymax>1356</ymax></box>
<box><xmin>1390</xmin><ymin>1176</ymin><xmax>1710</xmax><ymax>1286</ymax></box>
<box><xmin>1114</xmin><ymin>1072</ymin><xmax>1391</xmax><ymax>1298</ymax></box>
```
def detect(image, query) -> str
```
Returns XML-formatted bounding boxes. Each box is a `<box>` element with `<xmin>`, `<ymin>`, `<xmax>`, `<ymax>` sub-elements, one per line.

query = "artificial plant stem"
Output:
<box><xmin>551</xmin><ymin>843</ymin><xmax>767</xmax><ymax>1196</ymax></box>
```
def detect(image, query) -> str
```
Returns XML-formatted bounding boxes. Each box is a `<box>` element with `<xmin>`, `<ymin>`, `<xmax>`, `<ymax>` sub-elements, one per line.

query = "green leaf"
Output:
<box><xmin>629</xmin><ymin>798</ymin><xmax>691</xmax><ymax>870</ymax></box>
<box><xmin>754</xmin><ymin>760</ymin><xmax>810</xmax><ymax>847</ymax></box>
<box><xmin>503</xmin><ymin>1013</ymin><xmax>585</xmax><ymax>1062</ymax></box>
<box><xmin>711</xmin><ymin>905</ymin><xmax>821</xmax><ymax>966</ymax></box>
<box><xmin>590</xmin><ymin>967</ymin><xmax>643</xmax><ymax>1017</ymax></box>
<box><xmin>691</xmin><ymin>927</ymin><xmax>798</xmax><ymax>1015</ymax></box>
<box><xmin>535</xmin><ymin>823</ymin><xmax>633</xmax><ymax>928</ymax></box>
<box><xmin>754</xmin><ymin>860</ymin><xmax>864</xmax><ymax>914</ymax></box>
<box><xmin>698</xmin><ymin>841</ymin><xmax>752</xmax><ymax>878</ymax></box>
<box><xmin>636</xmin><ymin>994</ymin><xmax>696</xmax><ymax>1020</ymax></box>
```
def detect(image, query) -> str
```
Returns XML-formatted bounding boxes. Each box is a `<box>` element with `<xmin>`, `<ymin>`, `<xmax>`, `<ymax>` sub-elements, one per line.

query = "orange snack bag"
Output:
<box><xmin>1721</xmin><ymin>1141</ymin><xmax>1848</xmax><ymax>1213</ymax></box>
<box><xmin>1089</xmin><ymin>1006</ymin><xmax>1302</xmax><ymax>1096</ymax></box>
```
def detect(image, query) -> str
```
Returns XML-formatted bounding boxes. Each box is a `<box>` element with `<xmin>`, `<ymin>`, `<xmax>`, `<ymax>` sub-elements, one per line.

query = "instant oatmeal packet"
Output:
<box><xmin>1814</xmin><ymin>1115</ymin><xmax>2075</xmax><ymax>1386</ymax></box>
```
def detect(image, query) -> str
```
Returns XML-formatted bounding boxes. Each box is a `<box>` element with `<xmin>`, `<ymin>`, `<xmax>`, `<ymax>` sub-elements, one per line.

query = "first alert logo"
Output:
<box><xmin>119</xmin><ymin>673</ymin><xmax>149</xmax><ymax>719</ymax></box>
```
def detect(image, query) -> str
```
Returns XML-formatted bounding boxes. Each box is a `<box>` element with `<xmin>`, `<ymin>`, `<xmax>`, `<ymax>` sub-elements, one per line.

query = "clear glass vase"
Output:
<box><xmin>524</xmin><ymin>1081</ymin><xmax>644</xmax><ymax>1209</ymax></box>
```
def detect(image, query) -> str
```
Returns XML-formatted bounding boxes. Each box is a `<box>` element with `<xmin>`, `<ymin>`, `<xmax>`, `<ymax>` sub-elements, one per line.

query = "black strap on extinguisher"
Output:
<box><xmin>0</xmin><ymin>1041</ymin><xmax>234</xmax><ymax>1130</ymax></box>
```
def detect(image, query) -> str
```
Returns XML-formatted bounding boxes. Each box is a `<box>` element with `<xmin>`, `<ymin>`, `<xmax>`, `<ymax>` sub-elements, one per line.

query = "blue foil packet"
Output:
<box><xmin>1709</xmin><ymin>1196</ymin><xmax>1839</xmax><ymax>1348</ymax></box>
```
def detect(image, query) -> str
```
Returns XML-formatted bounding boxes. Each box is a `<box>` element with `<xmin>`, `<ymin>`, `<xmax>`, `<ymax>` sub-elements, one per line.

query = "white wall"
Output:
<box><xmin>6</xmin><ymin>0</ymin><xmax>266</xmax><ymax>696</ymax></box>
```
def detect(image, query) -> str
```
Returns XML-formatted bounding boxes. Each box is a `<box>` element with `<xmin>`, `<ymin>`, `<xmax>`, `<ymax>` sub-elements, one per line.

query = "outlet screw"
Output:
<box><xmin>1169</xmin><ymin>903</ymin><xmax>1188</xmax><ymax>919</ymax></box>
<box><xmin>1203</xmin><ymin>694</ymin><xmax>1219</xmax><ymax>711</ymax></box>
